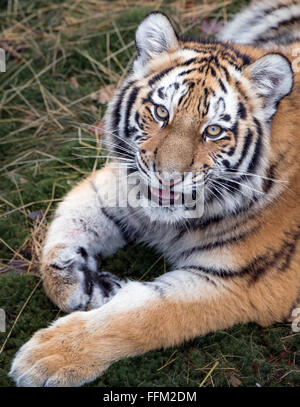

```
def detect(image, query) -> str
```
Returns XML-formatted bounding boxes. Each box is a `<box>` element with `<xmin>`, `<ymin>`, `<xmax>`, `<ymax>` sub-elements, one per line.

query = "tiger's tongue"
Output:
<box><xmin>151</xmin><ymin>187</ymin><xmax>174</xmax><ymax>200</ymax></box>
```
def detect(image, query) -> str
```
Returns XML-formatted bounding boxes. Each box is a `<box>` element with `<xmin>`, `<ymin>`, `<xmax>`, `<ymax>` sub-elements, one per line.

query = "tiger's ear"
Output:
<box><xmin>245</xmin><ymin>53</ymin><xmax>293</xmax><ymax>122</ymax></box>
<box><xmin>133</xmin><ymin>12</ymin><xmax>179</xmax><ymax>73</ymax></box>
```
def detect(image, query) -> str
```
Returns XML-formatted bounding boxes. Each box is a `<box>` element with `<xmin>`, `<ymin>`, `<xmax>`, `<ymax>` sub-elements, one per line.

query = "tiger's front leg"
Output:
<box><xmin>10</xmin><ymin>267</ymin><xmax>293</xmax><ymax>387</ymax></box>
<box><xmin>41</xmin><ymin>163</ymin><xmax>132</xmax><ymax>313</ymax></box>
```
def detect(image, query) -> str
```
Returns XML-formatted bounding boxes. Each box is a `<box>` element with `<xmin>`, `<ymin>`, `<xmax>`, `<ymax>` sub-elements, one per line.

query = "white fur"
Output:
<box><xmin>246</xmin><ymin>54</ymin><xmax>293</xmax><ymax>121</ymax></box>
<box><xmin>219</xmin><ymin>0</ymin><xmax>300</xmax><ymax>45</ymax></box>
<box><xmin>133</xmin><ymin>13</ymin><xmax>179</xmax><ymax>74</ymax></box>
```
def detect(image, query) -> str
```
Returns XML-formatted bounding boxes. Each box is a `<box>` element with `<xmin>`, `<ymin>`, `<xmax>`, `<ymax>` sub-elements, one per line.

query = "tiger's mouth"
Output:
<box><xmin>143</xmin><ymin>184</ymin><xmax>199</xmax><ymax>208</ymax></box>
<box><xmin>148</xmin><ymin>185</ymin><xmax>181</xmax><ymax>207</ymax></box>
<box><xmin>134</xmin><ymin>155</ymin><xmax>205</xmax><ymax>208</ymax></box>
<box><xmin>150</xmin><ymin>186</ymin><xmax>176</xmax><ymax>201</ymax></box>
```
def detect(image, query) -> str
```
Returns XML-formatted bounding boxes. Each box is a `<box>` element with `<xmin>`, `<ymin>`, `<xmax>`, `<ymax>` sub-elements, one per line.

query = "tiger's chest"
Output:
<box><xmin>138</xmin><ymin>219</ymin><xmax>239</xmax><ymax>271</ymax></box>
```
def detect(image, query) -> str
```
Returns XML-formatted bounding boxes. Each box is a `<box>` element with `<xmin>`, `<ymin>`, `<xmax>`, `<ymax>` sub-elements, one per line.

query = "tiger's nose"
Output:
<box><xmin>157</xmin><ymin>172</ymin><xmax>182</xmax><ymax>186</ymax></box>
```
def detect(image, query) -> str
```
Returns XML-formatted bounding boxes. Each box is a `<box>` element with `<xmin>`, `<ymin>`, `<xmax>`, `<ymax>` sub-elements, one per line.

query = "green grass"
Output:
<box><xmin>1</xmin><ymin>0</ymin><xmax>299</xmax><ymax>387</ymax></box>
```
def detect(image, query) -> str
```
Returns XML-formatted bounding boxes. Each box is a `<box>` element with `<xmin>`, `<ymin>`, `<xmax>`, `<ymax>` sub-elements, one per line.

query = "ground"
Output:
<box><xmin>0</xmin><ymin>0</ymin><xmax>299</xmax><ymax>387</ymax></box>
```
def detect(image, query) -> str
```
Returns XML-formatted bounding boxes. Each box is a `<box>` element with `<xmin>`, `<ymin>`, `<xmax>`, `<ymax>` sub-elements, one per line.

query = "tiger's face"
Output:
<box><xmin>105</xmin><ymin>12</ymin><xmax>293</xmax><ymax>223</ymax></box>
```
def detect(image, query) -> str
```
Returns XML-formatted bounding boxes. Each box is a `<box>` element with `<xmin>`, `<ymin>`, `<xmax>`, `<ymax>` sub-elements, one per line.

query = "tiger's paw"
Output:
<box><xmin>9</xmin><ymin>312</ymin><xmax>110</xmax><ymax>387</ymax></box>
<box><xmin>42</xmin><ymin>244</ymin><xmax>125</xmax><ymax>312</ymax></box>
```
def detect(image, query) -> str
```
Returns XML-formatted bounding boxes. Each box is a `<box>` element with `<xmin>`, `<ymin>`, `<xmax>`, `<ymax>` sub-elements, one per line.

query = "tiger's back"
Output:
<box><xmin>220</xmin><ymin>0</ymin><xmax>300</xmax><ymax>47</ymax></box>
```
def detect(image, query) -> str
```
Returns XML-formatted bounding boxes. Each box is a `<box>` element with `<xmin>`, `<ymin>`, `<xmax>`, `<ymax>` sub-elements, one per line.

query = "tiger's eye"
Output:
<box><xmin>155</xmin><ymin>105</ymin><xmax>169</xmax><ymax>120</ymax></box>
<box><xmin>206</xmin><ymin>125</ymin><xmax>222</xmax><ymax>138</ymax></box>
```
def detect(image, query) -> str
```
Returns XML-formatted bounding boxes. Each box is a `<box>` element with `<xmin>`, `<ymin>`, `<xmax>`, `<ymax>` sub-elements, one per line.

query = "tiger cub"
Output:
<box><xmin>10</xmin><ymin>0</ymin><xmax>300</xmax><ymax>387</ymax></box>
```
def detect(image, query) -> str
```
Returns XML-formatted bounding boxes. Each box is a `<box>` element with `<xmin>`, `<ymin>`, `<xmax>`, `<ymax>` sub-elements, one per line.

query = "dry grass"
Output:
<box><xmin>1</xmin><ymin>0</ymin><xmax>299</xmax><ymax>388</ymax></box>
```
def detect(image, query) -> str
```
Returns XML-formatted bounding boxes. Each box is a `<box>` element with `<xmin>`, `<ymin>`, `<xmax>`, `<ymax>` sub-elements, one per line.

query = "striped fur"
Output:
<box><xmin>10</xmin><ymin>2</ymin><xmax>300</xmax><ymax>387</ymax></box>
<box><xmin>219</xmin><ymin>0</ymin><xmax>300</xmax><ymax>48</ymax></box>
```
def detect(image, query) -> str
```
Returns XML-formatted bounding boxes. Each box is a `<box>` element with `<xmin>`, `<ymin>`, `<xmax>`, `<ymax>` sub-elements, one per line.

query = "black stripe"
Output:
<box><xmin>218</xmin><ymin>55</ymin><xmax>241</xmax><ymax>71</ymax></box>
<box><xmin>235</xmin><ymin>81</ymin><xmax>249</xmax><ymax>102</ymax></box>
<box><xmin>82</xmin><ymin>264</ymin><xmax>94</xmax><ymax>296</ymax></box>
<box><xmin>178</xmin><ymin>227</ymin><xmax>255</xmax><ymax>259</ymax></box>
<box><xmin>262</xmin><ymin>152</ymin><xmax>284</xmax><ymax>193</ymax></box>
<box><xmin>220</xmin><ymin>65</ymin><xmax>230</xmax><ymax>82</ymax></box>
<box><xmin>110</xmin><ymin>81</ymin><xmax>137</xmax><ymax>159</ymax></box>
<box><xmin>210</xmin><ymin>66</ymin><xmax>216</xmax><ymax>77</ymax></box>
<box><xmin>222</xmin><ymin>114</ymin><xmax>231</xmax><ymax>121</ymax></box>
<box><xmin>170</xmin><ymin>228</ymin><xmax>188</xmax><ymax>246</ymax></box>
<box><xmin>181</xmin><ymin>264</ymin><xmax>234</xmax><ymax>278</ymax></box>
<box><xmin>124</xmin><ymin>86</ymin><xmax>140</xmax><ymax>138</ymax></box>
<box><xmin>247</xmin><ymin>119</ymin><xmax>263</xmax><ymax>173</ymax></box>
<box><xmin>181</xmin><ymin>225</ymin><xmax>300</xmax><ymax>282</ymax></box>
<box><xmin>179</xmin><ymin>68</ymin><xmax>198</xmax><ymax>76</ymax></box>
<box><xmin>101</xmin><ymin>207</ymin><xmax>135</xmax><ymax>243</ymax></box>
<box><xmin>254</xmin><ymin>15</ymin><xmax>300</xmax><ymax>44</ymax></box>
<box><xmin>226</xmin><ymin>121</ymin><xmax>239</xmax><ymax>157</ymax></box>
<box><xmin>182</xmin><ymin>43</ymin><xmax>219</xmax><ymax>52</ymax></box>
<box><xmin>143</xmin><ymin>282</ymin><xmax>166</xmax><ymax>295</ymax></box>
<box><xmin>82</xmin><ymin>268</ymin><xmax>121</xmax><ymax>299</ymax></box>
<box><xmin>111</xmin><ymin>81</ymin><xmax>134</xmax><ymax>131</ymax></box>
<box><xmin>220</xmin><ymin>176</ymin><xmax>244</xmax><ymax>194</ymax></box>
<box><xmin>78</xmin><ymin>247</ymin><xmax>88</xmax><ymax>258</ymax></box>
<box><xmin>182</xmin><ymin>57</ymin><xmax>198</xmax><ymax>66</ymax></box>
<box><xmin>147</xmin><ymin>54</ymin><xmax>228</xmax><ymax>87</ymax></box>
<box><xmin>205</xmin><ymin>183</ymin><xmax>224</xmax><ymax>204</ymax></box>
<box><xmin>202</xmin><ymin>87</ymin><xmax>210</xmax><ymax>117</ymax></box>
<box><xmin>235</xmin><ymin>2</ymin><xmax>300</xmax><ymax>37</ymax></box>
<box><xmin>148</xmin><ymin>67</ymin><xmax>174</xmax><ymax>87</ymax></box>
<box><xmin>94</xmin><ymin>272</ymin><xmax>122</xmax><ymax>297</ymax></box>
<box><xmin>181</xmin><ymin>44</ymin><xmax>251</xmax><ymax>69</ymax></box>
<box><xmin>219</xmin><ymin>79</ymin><xmax>227</xmax><ymax>93</ymax></box>
<box><xmin>255</xmin><ymin>31</ymin><xmax>300</xmax><ymax>47</ymax></box>
<box><xmin>232</xmin><ymin>129</ymin><xmax>253</xmax><ymax>170</ymax></box>
<box><xmin>157</xmin><ymin>87</ymin><xmax>165</xmax><ymax>99</ymax></box>
<box><xmin>184</xmin><ymin>269</ymin><xmax>217</xmax><ymax>286</ymax></box>
<box><xmin>142</xmin><ymin>89</ymin><xmax>154</xmax><ymax>105</ymax></box>
<box><xmin>237</xmin><ymin>102</ymin><xmax>247</xmax><ymax>120</ymax></box>
<box><xmin>186</xmin><ymin>199</ymin><xmax>258</xmax><ymax>231</ymax></box>
<box><xmin>247</xmin><ymin>226</ymin><xmax>300</xmax><ymax>283</ymax></box>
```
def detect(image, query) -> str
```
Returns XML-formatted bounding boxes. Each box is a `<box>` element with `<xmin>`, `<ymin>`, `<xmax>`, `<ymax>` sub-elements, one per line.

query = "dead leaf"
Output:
<box><xmin>278</xmin><ymin>351</ymin><xmax>289</xmax><ymax>360</ymax></box>
<box><xmin>91</xmin><ymin>84</ymin><xmax>115</xmax><ymax>104</ymax></box>
<box><xmin>201</xmin><ymin>18</ymin><xmax>224</xmax><ymax>36</ymax></box>
<box><xmin>89</xmin><ymin>121</ymin><xmax>105</xmax><ymax>137</ymax></box>
<box><xmin>228</xmin><ymin>374</ymin><xmax>242</xmax><ymax>387</ymax></box>
<box><xmin>252</xmin><ymin>362</ymin><xmax>259</xmax><ymax>375</ymax></box>
<box><xmin>70</xmin><ymin>76</ymin><xmax>79</xmax><ymax>89</ymax></box>
<box><xmin>185</xmin><ymin>0</ymin><xmax>195</xmax><ymax>9</ymax></box>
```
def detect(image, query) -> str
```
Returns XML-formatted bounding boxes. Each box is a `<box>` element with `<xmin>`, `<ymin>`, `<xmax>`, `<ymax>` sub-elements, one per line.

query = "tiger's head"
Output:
<box><xmin>104</xmin><ymin>12</ymin><xmax>293</xmax><ymax>224</ymax></box>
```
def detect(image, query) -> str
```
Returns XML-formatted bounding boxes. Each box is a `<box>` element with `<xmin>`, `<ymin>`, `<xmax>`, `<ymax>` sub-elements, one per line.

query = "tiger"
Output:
<box><xmin>9</xmin><ymin>0</ymin><xmax>300</xmax><ymax>387</ymax></box>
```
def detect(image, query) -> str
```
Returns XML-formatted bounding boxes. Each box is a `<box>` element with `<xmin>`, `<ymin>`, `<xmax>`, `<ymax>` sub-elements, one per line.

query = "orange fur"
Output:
<box><xmin>10</xmin><ymin>15</ymin><xmax>300</xmax><ymax>387</ymax></box>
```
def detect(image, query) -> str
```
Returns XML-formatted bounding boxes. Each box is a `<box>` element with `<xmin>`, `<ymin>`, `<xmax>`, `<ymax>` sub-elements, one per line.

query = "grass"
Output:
<box><xmin>0</xmin><ymin>0</ymin><xmax>299</xmax><ymax>387</ymax></box>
